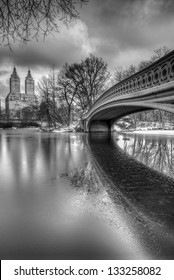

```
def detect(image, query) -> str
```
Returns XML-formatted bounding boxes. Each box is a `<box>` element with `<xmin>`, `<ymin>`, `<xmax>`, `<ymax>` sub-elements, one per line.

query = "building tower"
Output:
<box><xmin>10</xmin><ymin>66</ymin><xmax>20</xmax><ymax>93</ymax></box>
<box><xmin>25</xmin><ymin>69</ymin><xmax>34</xmax><ymax>95</ymax></box>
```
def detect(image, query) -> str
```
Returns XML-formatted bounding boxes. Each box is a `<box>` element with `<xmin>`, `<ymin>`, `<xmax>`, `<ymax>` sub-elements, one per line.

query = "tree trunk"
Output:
<box><xmin>68</xmin><ymin>106</ymin><xmax>71</xmax><ymax>126</ymax></box>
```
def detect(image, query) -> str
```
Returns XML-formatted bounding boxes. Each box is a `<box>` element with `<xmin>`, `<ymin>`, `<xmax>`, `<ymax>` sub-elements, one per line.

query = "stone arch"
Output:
<box><xmin>85</xmin><ymin>101</ymin><xmax>174</xmax><ymax>132</ymax></box>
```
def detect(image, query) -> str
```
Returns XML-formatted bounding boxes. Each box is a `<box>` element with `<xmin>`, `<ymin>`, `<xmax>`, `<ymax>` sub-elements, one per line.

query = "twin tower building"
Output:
<box><xmin>6</xmin><ymin>67</ymin><xmax>38</xmax><ymax>119</ymax></box>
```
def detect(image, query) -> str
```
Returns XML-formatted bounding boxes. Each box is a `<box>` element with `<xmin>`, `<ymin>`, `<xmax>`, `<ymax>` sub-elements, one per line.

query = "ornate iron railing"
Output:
<box><xmin>85</xmin><ymin>50</ymin><xmax>174</xmax><ymax>118</ymax></box>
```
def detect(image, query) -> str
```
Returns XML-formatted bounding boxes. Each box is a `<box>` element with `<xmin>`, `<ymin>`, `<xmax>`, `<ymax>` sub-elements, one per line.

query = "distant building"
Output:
<box><xmin>6</xmin><ymin>67</ymin><xmax>38</xmax><ymax>120</ymax></box>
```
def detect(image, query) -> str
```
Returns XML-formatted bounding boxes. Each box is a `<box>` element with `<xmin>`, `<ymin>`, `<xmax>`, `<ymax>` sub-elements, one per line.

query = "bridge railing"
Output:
<box><xmin>85</xmin><ymin>50</ymin><xmax>174</xmax><ymax>119</ymax></box>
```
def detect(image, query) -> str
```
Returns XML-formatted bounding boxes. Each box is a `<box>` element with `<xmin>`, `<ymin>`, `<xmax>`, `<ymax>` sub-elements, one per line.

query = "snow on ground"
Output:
<box><xmin>128</xmin><ymin>130</ymin><xmax>174</xmax><ymax>135</ymax></box>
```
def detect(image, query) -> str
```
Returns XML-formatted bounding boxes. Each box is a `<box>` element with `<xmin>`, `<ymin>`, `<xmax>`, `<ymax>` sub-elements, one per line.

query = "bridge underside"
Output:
<box><xmin>86</xmin><ymin>101</ymin><xmax>174</xmax><ymax>133</ymax></box>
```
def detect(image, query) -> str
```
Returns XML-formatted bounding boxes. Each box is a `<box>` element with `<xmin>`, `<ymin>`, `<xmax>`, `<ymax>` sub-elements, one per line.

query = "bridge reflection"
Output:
<box><xmin>87</xmin><ymin>133</ymin><xmax>174</xmax><ymax>259</ymax></box>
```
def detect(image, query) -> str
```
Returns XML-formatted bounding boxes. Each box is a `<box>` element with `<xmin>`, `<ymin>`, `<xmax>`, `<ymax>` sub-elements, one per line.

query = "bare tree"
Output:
<box><xmin>21</xmin><ymin>105</ymin><xmax>38</xmax><ymax>123</ymax></box>
<box><xmin>114</xmin><ymin>65</ymin><xmax>136</xmax><ymax>83</ymax></box>
<box><xmin>57</xmin><ymin>64</ymin><xmax>78</xmax><ymax>125</ymax></box>
<box><xmin>138</xmin><ymin>60</ymin><xmax>152</xmax><ymax>71</ymax></box>
<box><xmin>0</xmin><ymin>0</ymin><xmax>88</xmax><ymax>47</ymax></box>
<box><xmin>150</xmin><ymin>46</ymin><xmax>171</xmax><ymax>63</ymax></box>
<box><xmin>137</xmin><ymin>47</ymin><xmax>171</xmax><ymax>71</ymax></box>
<box><xmin>64</xmin><ymin>54</ymin><xmax>110</xmax><ymax>112</ymax></box>
<box><xmin>37</xmin><ymin>73</ymin><xmax>62</xmax><ymax>127</ymax></box>
<box><xmin>114</xmin><ymin>46</ymin><xmax>171</xmax><ymax>83</ymax></box>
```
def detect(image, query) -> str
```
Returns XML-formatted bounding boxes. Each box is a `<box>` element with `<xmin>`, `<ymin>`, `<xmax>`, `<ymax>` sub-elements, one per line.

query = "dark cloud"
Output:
<box><xmin>82</xmin><ymin>0</ymin><xmax>174</xmax><ymax>24</ymax></box>
<box><xmin>0</xmin><ymin>43</ymin><xmax>80</xmax><ymax>69</ymax></box>
<box><xmin>0</xmin><ymin>21</ymin><xmax>91</xmax><ymax>69</ymax></box>
<box><xmin>81</xmin><ymin>0</ymin><xmax>174</xmax><ymax>38</ymax></box>
<box><xmin>157</xmin><ymin>0</ymin><xmax>174</xmax><ymax>14</ymax></box>
<box><xmin>80</xmin><ymin>0</ymin><xmax>174</xmax><ymax>68</ymax></box>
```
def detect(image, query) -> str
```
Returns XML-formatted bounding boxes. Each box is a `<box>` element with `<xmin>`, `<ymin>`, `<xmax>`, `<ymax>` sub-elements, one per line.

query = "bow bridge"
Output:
<box><xmin>84</xmin><ymin>50</ymin><xmax>174</xmax><ymax>132</ymax></box>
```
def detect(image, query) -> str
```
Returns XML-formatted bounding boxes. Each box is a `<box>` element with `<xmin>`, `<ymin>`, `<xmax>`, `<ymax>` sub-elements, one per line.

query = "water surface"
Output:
<box><xmin>117</xmin><ymin>131</ymin><xmax>174</xmax><ymax>178</ymax></box>
<box><xmin>0</xmin><ymin>129</ymin><xmax>174</xmax><ymax>259</ymax></box>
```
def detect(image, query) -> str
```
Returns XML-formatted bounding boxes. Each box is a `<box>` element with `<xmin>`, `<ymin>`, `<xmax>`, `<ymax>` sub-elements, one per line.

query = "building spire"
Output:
<box><xmin>12</xmin><ymin>66</ymin><xmax>17</xmax><ymax>75</ymax></box>
<box><xmin>25</xmin><ymin>68</ymin><xmax>34</xmax><ymax>94</ymax></box>
<box><xmin>10</xmin><ymin>66</ymin><xmax>20</xmax><ymax>93</ymax></box>
<box><xmin>27</xmin><ymin>68</ymin><xmax>32</xmax><ymax>78</ymax></box>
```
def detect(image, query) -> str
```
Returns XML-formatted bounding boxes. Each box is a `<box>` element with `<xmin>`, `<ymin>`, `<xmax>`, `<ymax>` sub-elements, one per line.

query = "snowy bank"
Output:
<box><xmin>126</xmin><ymin>130</ymin><xmax>174</xmax><ymax>135</ymax></box>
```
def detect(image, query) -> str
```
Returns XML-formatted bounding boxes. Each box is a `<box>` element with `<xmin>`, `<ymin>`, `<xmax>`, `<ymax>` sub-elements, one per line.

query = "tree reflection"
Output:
<box><xmin>120</xmin><ymin>136</ymin><xmax>174</xmax><ymax>178</ymax></box>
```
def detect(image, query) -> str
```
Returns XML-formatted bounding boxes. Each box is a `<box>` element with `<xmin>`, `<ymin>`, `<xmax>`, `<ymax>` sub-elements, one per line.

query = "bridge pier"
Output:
<box><xmin>89</xmin><ymin>120</ymin><xmax>111</xmax><ymax>133</ymax></box>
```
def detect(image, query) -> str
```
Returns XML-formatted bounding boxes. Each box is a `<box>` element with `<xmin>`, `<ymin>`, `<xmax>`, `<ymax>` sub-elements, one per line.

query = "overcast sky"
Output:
<box><xmin>0</xmin><ymin>0</ymin><xmax>174</xmax><ymax>103</ymax></box>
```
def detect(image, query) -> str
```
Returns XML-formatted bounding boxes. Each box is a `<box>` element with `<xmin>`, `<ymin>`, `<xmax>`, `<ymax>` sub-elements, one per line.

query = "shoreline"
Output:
<box><xmin>120</xmin><ymin>129</ymin><xmax>174</xmax><ymax>135</ymax></box>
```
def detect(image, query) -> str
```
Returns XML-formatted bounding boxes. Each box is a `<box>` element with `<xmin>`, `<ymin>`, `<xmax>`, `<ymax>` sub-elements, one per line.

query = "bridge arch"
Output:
<box><xmin>84</xmin><ymin>50</ymin><xmax>174</xmax><ymax>132</ymax></box>
<box><xmin>86</xmin><ymin>102</ymin><xmax>174</xmax><ymax>132</ymax></box>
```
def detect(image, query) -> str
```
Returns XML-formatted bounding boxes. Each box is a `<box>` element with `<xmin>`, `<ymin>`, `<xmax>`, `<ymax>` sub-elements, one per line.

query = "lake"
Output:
<box><xmin>0</xmin><ymin>129</ymin><xmax>174</xmax><ymax>259</ymax></box>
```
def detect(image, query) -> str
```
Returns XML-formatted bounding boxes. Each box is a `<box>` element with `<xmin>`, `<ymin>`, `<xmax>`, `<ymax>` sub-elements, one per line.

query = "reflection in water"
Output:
<box><xmin>117</xmin><ymin>133</ymin><xmax>174</xmax><ymax>178</ymax></box>
<box><xmin>61</xmin><ymin>161</ymin><xmax>101</xmax><ymax>193</ymax></box>
<box><xmin>88</xmin><ymin>133</ymin><xmax>174</xmax><ymax>259</ymax></box>
<box><xmin>1</xmin><ymin>130</ymin><xmax>143</xmax><ymax>259</ymax></box>
<box><xmin>0</xmin><ymin>130</ymin><xmax>96</xmax><ymax>259</ymax></box>
<box><xmin>1</xmin><ymin>129</ymin><xmax>174</xmax><ymax>259</ymax></box>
